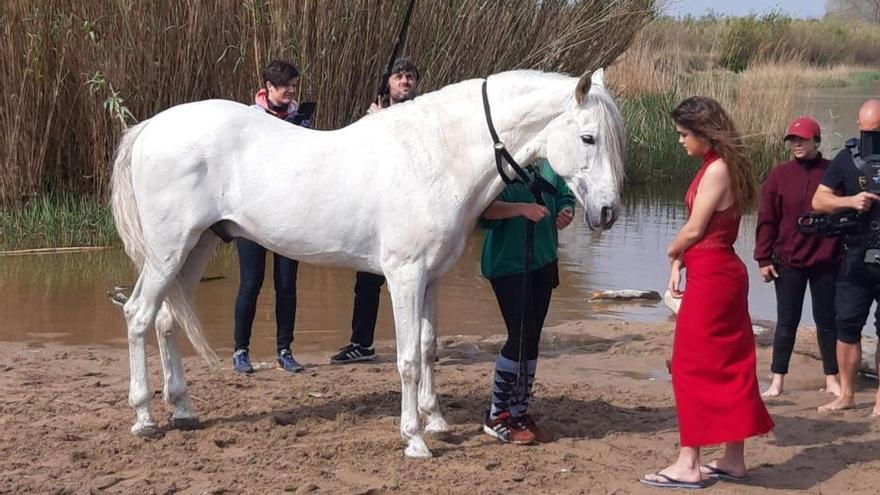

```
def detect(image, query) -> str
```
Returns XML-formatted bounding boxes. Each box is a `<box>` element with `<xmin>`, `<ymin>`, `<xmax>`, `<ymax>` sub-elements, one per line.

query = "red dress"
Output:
<box><xmin>672</xmin><ymin>150</ymin><xmax>774</xmax><ymax>447</ymax></box>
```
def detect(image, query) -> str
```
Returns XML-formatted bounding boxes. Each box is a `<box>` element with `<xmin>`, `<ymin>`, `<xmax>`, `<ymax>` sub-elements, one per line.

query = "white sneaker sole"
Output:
<box><xmin>330</xmin><ymin>355</ymin><xmax>376</xmax><ymax>364</ymax></box>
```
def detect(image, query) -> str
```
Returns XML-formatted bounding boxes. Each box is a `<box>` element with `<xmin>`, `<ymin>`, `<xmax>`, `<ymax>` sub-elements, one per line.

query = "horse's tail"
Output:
<box><xmin>110</xmin><ymin>122</ymin><xmax>220</xmax><ymax>368</ymax></box>
<box><xmin>110</xmin><ymin>121</ymin><xmax>149</xmax><ymax>271</ymax></box>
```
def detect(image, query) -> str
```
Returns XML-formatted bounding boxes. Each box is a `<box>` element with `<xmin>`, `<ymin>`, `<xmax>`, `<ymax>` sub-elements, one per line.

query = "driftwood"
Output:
<box><xmin>589</xmin><ymin>289</ymin><xmax>661</xmax><ymax>301</ymax></box>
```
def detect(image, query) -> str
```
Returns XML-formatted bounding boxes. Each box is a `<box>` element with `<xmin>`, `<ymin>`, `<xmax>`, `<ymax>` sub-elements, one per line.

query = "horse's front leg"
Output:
<box><xmin>386</xmin><ymin>265</ymin><xmax>431</xmax><ymax>458</ymax></box>
<box><xmin>419</xmin><ymin>280</ymin><xmax>449</xmax><ymax>434</ymax></box>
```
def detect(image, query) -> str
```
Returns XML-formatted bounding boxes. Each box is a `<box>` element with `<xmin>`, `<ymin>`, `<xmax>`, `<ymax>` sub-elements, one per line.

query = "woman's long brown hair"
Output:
<box><xmin>671</xmin><ymin>96</ymin><xmax>758</xmax><ymax>213</ymax></box>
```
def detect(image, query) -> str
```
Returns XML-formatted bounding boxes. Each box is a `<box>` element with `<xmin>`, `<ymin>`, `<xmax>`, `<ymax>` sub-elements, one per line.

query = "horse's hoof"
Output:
<box><xmin>424</xmin><ymin>415</ymin><xmax>450</xmax><ymax>434</ymax></box>
<box><xmin>170</xmin><ymin>415</ymin><xmax>200</xmax><ymax>431</ymax></box>
<box><xmin>404</xmin><ymin>439</ymin><xmax>433</xmax><ymax>459</ymax></box>
<box><xmin>131</xmin><ymin>421</ymin><xmax>162</xmax><ymax>439</ymax></box>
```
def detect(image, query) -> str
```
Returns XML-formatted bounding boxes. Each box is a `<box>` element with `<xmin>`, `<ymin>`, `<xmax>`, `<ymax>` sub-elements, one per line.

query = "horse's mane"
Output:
<box><xmin>587</xmin><ymin>84</ymin><xmax>627</xmax><ymax>189</ymax></box>
<box><xmin>485</xmin><ymin>70</ymin><xmax>627</xmax><ymax>189</ymax></box>
<box><xmin>374</xmin><ymin>69</ymin><xmax>626</xmax><ymax>188</ymax></box>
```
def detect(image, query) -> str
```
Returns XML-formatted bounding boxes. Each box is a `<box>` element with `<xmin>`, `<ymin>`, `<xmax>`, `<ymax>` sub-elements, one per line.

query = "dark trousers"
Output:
<box><xmin>835</xmin><ymin>250</ymin><xmax>880</xmax><ymax>344</ymax></box>
<box><xmin>771</xmin><ymin>264</ymin><xmax>838</xmax><ymax>375</ymax></box>
<box><xmin>350</xmin><ymin>271</ymin><xmax>385</xmax><ymax>347</ymax></box>
<box><xmin>490</xmin><ymin>262</ymin><xmax>558</xmax><ymax>361</ymax></box>
<box><xmin>233</xmin><ymin>237</ymin><xmax>299</xmax><ymax>354</ymax></box>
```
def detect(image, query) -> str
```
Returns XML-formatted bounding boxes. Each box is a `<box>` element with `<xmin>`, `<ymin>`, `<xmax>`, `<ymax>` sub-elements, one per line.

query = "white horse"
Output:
<box><xmin>110</xmin><ymin>68</ymin><xmax>625</xmax><ymax>458</ymax></box>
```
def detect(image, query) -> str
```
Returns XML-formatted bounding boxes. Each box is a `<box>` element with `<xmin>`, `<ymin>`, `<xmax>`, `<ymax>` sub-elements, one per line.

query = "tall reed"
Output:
<box><xmin>0</xmin><ymin>0</ymin><xmax>657</xmax><ymax>205</ymax></box>
<box><xmin>0</xmin><ymin>193</ymin><xmax>116</xmax><ymax>250</ymax></box>
<box><xmin>604</xmin><ymin>13</ymin><xmax>880</xmax><ymax>184</ymax></box>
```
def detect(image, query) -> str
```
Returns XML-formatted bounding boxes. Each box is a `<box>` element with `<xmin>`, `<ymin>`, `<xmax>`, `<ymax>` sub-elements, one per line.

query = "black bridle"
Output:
<box><xmin>481</xmin><ymin>78</ymin><xmax>561</xmax><ymax>412</ymax></box>
<box><xmin>480</xmin><ymin>79</ymin><xmax>558</xmax><ymax>200</ymax></box>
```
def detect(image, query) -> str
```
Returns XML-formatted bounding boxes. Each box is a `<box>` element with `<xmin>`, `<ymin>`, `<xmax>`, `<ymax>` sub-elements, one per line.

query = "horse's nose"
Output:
<box><xmin>601</xmin><ymin>206</ymin><xmax>617</xmax><ymax>229</ymax></box>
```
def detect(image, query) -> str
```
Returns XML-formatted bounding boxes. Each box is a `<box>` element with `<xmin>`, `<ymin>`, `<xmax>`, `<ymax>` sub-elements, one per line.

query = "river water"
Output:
<box><xmin>0</xmin><ymin>82</ymin><xmax>877</xmax><ymax>358</ymax></box>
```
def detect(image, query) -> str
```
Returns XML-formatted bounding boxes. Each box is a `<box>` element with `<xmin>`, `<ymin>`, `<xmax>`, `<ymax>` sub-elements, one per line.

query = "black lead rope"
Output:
<box><xmin>482</xmin><ymin>78</ymin><xmax>558</xmax><ymax>412</ymax></box>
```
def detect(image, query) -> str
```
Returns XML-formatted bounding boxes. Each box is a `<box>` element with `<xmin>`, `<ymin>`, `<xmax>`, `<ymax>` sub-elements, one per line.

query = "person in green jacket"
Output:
<box><xmin>480</xmin><ymin>159</ymin><xmax>575</xmax><ymax>445</ymax></box>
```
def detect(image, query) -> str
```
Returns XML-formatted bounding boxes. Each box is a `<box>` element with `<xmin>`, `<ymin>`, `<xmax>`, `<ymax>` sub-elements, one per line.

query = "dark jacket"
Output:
<box><xmin>754</xmin><ymin>155</ymin><xmax>840</xmax><ymax>268</ymax></box>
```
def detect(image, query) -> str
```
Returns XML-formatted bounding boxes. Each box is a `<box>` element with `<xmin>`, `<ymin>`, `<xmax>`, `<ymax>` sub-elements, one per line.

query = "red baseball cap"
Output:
<box><xmin>784</xmin><ymin>116</ymin><xmax>820</xmax><ymax>141</ymax></box>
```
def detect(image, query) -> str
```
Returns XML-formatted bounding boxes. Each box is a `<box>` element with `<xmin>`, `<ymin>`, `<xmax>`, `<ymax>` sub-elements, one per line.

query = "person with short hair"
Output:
<box><xmin>811</xmin><ymin>99</ymin><xmax>880</xmax><ymax>415</ymax></box>
<box><xmin>232</xmin><ymin>59</ymin><xmax>309</xmax><ymax>375</ymax></box>
<box><xmin>641</xmin><ymin>96</ymin><xmax>774</xmax><ymax>489</ymax></box>
<box><xmin>330</xmin><ymin>58</ymin><xmax>420</xmax><ymax>365</ymax></box>
<box><xmin>754</xmin><ymin>116</ymin><xmax>841</xmax><ymax>398</ymax></box>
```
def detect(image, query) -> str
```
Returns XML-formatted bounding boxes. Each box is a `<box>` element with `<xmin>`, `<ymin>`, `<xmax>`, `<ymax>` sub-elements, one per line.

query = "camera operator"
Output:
<box><xmin>811</xmin><ymin>99</ymin><xmax>880</xmax><ymax>415</ymax></box>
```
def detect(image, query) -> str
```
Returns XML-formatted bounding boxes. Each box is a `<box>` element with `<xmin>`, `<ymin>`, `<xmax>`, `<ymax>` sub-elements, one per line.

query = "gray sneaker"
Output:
<box><xmin>330</xmin><ymin>343</ymin><xmax>376</xmax><ymax>364</ymax></box>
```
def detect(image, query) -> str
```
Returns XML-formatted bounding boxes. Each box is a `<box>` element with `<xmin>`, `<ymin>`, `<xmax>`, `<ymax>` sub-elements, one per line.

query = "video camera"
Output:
<box><xmin>797</xmin><ymin>209</ymin><xmax>861</xmax><ymax>237</ymax></box>
<box><xmin>861</xmin><ymin>129</ymin><xmax>880</xmax><ymax>193</ymax></box>
<box><xmin>797</xmin><ymin>130</ymin><xmax>880</xmax><ymax>239</ymax></box>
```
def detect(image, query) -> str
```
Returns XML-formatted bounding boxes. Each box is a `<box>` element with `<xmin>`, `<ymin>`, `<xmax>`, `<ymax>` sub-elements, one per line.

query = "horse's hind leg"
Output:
<box><xmin>125</xmin><ymin>264</ymin><xmax>180</xmax><ymax>437</ymax></box>
<box><xmin>419</xmin><ymin>281</ymin><xmax>449</xmax><ymax>434</ymax></box>
<box><xmin>386</xmin><ymin>265</ymin><xmax>431</xmax><ymax>458</ymax></box>
<box><xmin>155</xmin><ymin>232</ymin><xmax>219</xmax><ymax>430</ymax></box>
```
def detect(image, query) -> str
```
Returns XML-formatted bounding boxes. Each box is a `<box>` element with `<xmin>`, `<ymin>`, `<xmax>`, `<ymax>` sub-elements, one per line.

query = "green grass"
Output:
<box><xmin>0</xmin><ymin>194</ymin><xmax>117</xmax><ymax>251</ymax></box>
<box><xmin>619</xmin><ymin>91</ymin><xmax>788</xmax><ymax>184</ymax></box>
<box><xmin>851</xmin><ymin>71</ymin><xmax>880</xmax><ymax>85</ymax></box>
<box><xmin>619</xmin><ymin>92</ymin><xmax>692</xmax><ymax>183</ymax></box>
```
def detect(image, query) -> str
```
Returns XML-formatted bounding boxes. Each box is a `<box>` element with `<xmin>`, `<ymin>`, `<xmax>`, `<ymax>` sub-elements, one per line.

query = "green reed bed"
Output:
<box><xmin>0</xmin><ymin>0</ymin><xmax>659</xmax><ymax>248</ymax></box>
<box><xmin>607</xmin><ymin>13</ymin><xmax>880</xmax><ymax>184</ymax></box>
<box><xmin>0</xmin><ymin>0</ymin><xmax>657</xmax><ymax>206</ymax></box>
<box><xmin>0</xmin><ymin>194</ymin><xmax>115</xmax><ymax>251</ymax></box>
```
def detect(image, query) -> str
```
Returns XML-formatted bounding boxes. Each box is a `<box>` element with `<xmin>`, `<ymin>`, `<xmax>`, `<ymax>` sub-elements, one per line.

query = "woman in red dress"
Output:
<box><xmin>641</xmin><ymin>97</ymin><xmax>774</xmax><ymax>489</ymax></box>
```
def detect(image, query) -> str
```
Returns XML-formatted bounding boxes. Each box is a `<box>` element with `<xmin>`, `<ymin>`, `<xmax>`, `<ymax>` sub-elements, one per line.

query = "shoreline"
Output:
<box><xmin>3</xmin><ymin>319</ymin><xmax>880</xmax><ymax>494</ymax></box>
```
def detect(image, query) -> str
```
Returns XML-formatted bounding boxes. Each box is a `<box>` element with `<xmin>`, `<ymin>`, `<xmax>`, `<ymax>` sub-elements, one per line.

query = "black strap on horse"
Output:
<box><xmin>376</xmin><ymin>0</ymin><xmax>418</xmax><ymax>107</ymax></box>
<box><xmin>482</xmin><ymin>78</ymin><xmax>558</xmax><ymax>408</ymax></box>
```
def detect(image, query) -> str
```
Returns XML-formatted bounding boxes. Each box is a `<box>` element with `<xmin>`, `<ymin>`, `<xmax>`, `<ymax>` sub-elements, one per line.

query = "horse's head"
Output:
<box><xmin>543</xmin><ymin>69</ymin><xmax>625</xmax><ymax>231</ymax></box>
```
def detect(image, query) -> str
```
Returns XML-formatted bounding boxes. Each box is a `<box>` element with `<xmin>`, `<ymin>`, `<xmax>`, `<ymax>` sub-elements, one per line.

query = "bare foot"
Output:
<box><xmin>818</xmin><ymin>396</ymin><xmax>855</xmax><ymax>412</ymax></box>
<box><xmin>761</xmin><ymin>386</ymin><xmax>783</xmax><ymax>398</ymax></box>
<box><xmin>871</xmin><ymin>395</ymin><xmax>880</xmax><ymax>418</ymax></box>
<box><xmin>762</xmin><ymin>374</ymin><xmax>784</xmax><ymax>398</ymax></box>
<box><xmin>824</xmin><ymin>376</ymin><xmax>841</xmax><ymax>397</ymax></box>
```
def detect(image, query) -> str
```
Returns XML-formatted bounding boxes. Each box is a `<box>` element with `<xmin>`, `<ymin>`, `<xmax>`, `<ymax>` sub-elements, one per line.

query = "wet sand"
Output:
<box><xmin>2</xmin><ymin>320</ymin><xmax>880</xmax><ymax>494</ymax></box>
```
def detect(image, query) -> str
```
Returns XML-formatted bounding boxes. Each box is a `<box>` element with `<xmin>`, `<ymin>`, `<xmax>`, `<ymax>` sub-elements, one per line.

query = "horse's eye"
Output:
<box><xmin>581</xmin><ymin>135</ymin><xmax>595</xmax><ymax>145</ymax></box>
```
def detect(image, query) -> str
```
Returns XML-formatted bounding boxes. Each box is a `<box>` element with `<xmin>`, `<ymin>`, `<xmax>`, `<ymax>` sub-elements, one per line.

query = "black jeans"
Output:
<box><xmin>490</xmin><ymin>262</ymin><xmax>559</xmax><ymax>362</ymax></box>
<box><xmin>350</xmin><ymin>271</ymin><xmax>385</xmax><ymax>347</ymax></box>
<box><xmin>770</xmin><ymin>264</ymin><xmax>838</xmax><ymax>375</ymax></box>
<box><xmin>233</xmin><ymin>237</ymin><xmax>299</xmax><ymax>354</ymax></box>
<box><xmin>835</xmin><ymin>249</ymin><xmax>880</xmax><ymax>344</ymax></box>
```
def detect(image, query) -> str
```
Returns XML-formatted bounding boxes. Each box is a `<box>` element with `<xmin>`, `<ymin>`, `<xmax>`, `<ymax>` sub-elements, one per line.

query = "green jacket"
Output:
<box><xmin>479</xmin><ymin>160</ymin><xmax>575</xmax><ymax>279</ymax></box>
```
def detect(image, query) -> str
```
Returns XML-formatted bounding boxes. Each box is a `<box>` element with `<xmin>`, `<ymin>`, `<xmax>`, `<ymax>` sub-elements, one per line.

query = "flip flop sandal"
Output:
<box><xmin>701</xmin><ymin>464</ymin><xmax>751</xmax><ymax>482</ymax></box>
<box><xmin>639</xmin><ymin>473</ymin><xmax>705</xmax><ymax>489</ymax></box>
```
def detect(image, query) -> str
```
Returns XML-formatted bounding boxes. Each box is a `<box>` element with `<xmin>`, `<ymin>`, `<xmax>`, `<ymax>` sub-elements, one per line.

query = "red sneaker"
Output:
<box><xmin>518</xmin><ymin>414</ymin><xmax>549</xmax><ymax>443</ymax></box>
<box><xmin>483</xmin><ymin>411</ymin><xmax>536</xmax><ymax>445</ymax></box>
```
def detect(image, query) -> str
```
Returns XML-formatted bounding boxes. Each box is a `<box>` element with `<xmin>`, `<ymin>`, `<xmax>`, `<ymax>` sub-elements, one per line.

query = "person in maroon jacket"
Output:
<box><xmin>754</xmin><ymin>116</ymin><xmax>841</xmax><ymax>398</ymax></box>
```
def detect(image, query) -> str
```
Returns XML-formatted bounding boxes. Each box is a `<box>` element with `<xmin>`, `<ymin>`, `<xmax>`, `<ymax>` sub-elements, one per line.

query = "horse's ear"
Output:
<box><xmin>575</xmin><ymin>71</ymin><xmax>592</xmax><ymax>106</ymax></box>
<box><xmin>591</xmin><ymin>68</ymin><xmax>606</xmax><ymax>88</ymax></box>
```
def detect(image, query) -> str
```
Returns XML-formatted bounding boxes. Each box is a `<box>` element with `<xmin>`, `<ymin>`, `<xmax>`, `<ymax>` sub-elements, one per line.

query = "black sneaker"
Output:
<box><xmin>330</xmin><ymin>343</ymin><xmax>376</xmax><ymax>364</ymax></box>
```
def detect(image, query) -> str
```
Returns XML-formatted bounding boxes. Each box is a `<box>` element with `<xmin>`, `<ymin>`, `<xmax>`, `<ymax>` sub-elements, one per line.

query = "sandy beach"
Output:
<box><xmin>2</xmin><ymin>319</ymin><xmax>880</xmax><ymax>494</ymax></box>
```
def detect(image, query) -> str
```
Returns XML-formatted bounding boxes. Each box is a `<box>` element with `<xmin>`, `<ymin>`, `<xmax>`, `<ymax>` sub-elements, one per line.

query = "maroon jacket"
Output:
<box><xmin>754</xmin><ymin>155</ymin><xmax>840</xmax><ymax>269</ymax></box>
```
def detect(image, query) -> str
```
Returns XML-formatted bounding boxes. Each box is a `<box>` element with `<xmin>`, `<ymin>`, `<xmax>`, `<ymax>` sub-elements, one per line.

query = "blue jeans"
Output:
<box><xmin>233</xmin><ymin>238</ymin><xmax>298</xmax><ymax>354</ymax></box>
